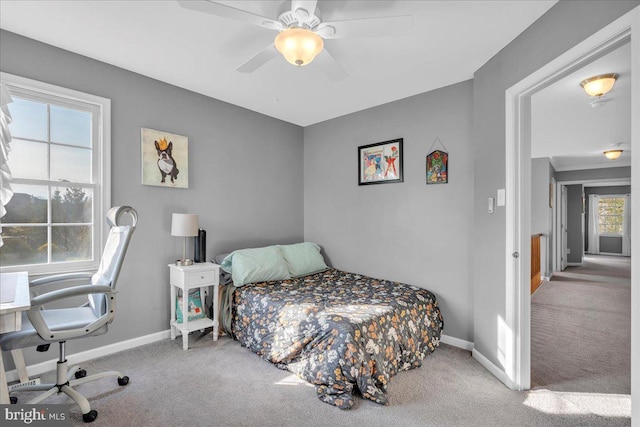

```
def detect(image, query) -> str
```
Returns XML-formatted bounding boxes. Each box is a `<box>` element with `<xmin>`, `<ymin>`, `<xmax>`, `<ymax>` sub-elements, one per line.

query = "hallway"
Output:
<box><xmin>531</xmin><ymin>255</ymin><xmax>631</xmax><ymax>394</ymax></box>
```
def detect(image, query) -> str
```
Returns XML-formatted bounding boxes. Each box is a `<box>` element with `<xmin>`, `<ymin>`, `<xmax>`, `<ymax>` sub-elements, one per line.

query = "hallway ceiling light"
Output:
<box><xmin>603</xmin><ymin>149</ymin><xmax>623</xmax><ymax>160</ymax></box>
<box><xmin>580</xmin><ymin>73</ymin><xmax>617</xmax><ymax>97</ymax></box>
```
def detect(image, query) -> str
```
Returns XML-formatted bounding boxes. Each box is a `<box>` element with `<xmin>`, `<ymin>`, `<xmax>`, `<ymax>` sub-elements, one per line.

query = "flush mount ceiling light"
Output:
<box><xmin>603</xmin><ymin>149</ymin><xmax>623</xmax><ymax>160</ymax></box>
<box><xmin>580</xmin><ymin>73</ymin><xmax>617</xmax><ymax>97</ymax></box>
<box><xmin>275</xmin><ymin>27</ymin><xmax>324</xmax><ymax>66</ymax></box>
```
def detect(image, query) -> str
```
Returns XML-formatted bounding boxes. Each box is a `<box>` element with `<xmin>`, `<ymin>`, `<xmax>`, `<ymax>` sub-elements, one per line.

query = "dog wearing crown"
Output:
<box><xmin>154</xmin><ymin>137</ymin><xmax>179</xmax><ymax>184</ymax></box>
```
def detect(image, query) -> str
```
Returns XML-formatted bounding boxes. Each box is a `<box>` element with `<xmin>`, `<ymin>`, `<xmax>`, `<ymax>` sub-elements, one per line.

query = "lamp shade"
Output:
<box><xmin>580</xmin><ymin>73</ymin><xmax>617</xmax><ymax>97</ymax></box>
<box><xmin>275</xmin><ymin>27</ymin><xmax>324</xmax><ymax>66</ymax></box>
<box><xmin>171</xmin><ymin>213</ymin><xmax>199</xmax><ymax>237</ymax></box>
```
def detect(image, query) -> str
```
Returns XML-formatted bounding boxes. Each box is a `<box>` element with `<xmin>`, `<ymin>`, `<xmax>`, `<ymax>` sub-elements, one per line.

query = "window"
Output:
<box><xmin>598</xmin><ymin>196</ymin><xmax>625</xmax><ymax>235</ymax></box>
<box><xmin>0</xmin><ymin>73</ymin><xmax>110</xmax><ymax>275</ymax></box>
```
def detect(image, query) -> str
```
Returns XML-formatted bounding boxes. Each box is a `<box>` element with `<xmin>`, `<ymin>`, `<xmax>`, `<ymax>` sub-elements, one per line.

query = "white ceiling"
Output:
<box><xmin>531</xmin><ymin>42</ymin><xmax>631</xmax><ymax>171</ymax></box>
<box><xmin>0</xmin><ymin>0</ymin><xmax>556</xmax><ymax>127</ymax></box>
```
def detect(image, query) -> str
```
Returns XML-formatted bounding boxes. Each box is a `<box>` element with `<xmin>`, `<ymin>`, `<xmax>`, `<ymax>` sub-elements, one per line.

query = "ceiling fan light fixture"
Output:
<box><xmin>603</xmin><ymin>149</ymin><xmax>623</xmax><ymax>160</ymax></box>
<box><xmin>580</xmin><ymin>73</ymin><xmax>617</xmax><ymax>97</ymax></box>
<box><xmin>275</xmin><ymin>27</ymin><xmax>323</xmax><ymax>67</ymax></box>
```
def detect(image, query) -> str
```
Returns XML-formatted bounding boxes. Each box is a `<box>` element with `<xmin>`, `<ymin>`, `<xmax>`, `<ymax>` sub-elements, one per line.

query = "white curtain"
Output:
<box><xmin>587</xmin><ymin>194</ymin><xmax>599</xmax><ymax>254</ymax></box>
<box><xmin>622</xmin><ymin>194</ymin><xmax>631</xmax><ymax>256</ymax></box>
<box><xmin>0</xmin><ymin>82</ymin><xmax>14</xmax><ymax>248</ymax></box>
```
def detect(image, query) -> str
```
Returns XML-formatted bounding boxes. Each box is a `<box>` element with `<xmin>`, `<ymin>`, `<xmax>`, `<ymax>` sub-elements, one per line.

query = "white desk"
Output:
<box><xmin>0</xmin><ymin>271</ymin><xmax>30</xmax><ymax>404</ymax></box>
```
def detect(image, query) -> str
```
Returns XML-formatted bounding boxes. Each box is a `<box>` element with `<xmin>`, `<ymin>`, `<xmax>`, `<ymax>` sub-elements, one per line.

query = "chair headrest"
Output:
<box><xmin>106</xmin><ymin>206</ymin><xmax>138</xmax><ymax>229</ymax></box>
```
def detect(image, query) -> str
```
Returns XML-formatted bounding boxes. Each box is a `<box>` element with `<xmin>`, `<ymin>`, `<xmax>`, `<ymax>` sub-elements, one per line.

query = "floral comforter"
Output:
<box><xmin>231</xmin><ymin>269</ymin><xmax>443</xmax><ymax>409</ymax></box>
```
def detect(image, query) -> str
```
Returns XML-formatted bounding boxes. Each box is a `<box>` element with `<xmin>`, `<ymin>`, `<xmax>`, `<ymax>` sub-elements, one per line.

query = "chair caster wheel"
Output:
<box><xmin>117</xmin><ymin>376</ymin><xmax>129</xmax><ymax>386</ymax></box>
<box><xmin>82</xmin><ymin>410</ymin><xmax>98</xmax><ymax>423</ymax></box>
<box><xmin>75</xmin><ymin>369</ymin><xmax>87</xmax><ymax>379</ymax></box>
<box><xmin>10</xmin><ymin>396</ymin><xmax>18</xmax><ymax>404</ymax></box>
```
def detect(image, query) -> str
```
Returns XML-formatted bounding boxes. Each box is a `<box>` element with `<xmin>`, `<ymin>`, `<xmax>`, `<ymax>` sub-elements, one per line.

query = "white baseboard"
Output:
<box><xmin>5</xmin><ymin>330</ymin><xmax>171</xmax><ymax>383</ymax></box>
<box><xmin>567</xmin><ymin>262</ymin><xmax>582</xmax><ymax>267</ymax></box>
<box><xmin>7</xmin><ymin>330</ymin><xmax>476</xmax><ymax>382</ymax></box>
<box><xmin>472</xmin><ymin>348</ymin><xmax>516</xmax><ymax>390</ymax></box>
<box><xmin>440</xmin><ymin>334</ymin><xmax>474</xmax><ymax>351</ymax></box>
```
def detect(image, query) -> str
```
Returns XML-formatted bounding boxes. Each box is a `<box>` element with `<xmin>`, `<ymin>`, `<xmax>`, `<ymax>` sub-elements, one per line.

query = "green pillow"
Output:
<box><xmin>278</xmin><ymin>242</ymin><xmax>328</xmax><ymax>278</ymax></box>
<box><xmin>222</xmin><ymin>246</ymin><xmax>290</xmax><ymax>287</ymax></box>
<box><xmin>176</xmin><ymin>290</ymin><xmax>206</xmax><ymax>323</ymax></box>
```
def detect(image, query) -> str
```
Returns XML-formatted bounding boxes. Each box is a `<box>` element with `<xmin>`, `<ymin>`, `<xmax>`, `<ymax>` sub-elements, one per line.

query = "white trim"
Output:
<box><xmin>472</xmin><ymin>348</ymin><xmax>516</xmax><ymax>389</ymax></box>
<box><xmin>4</xmin><ymin>330</ymin><xmax>171</xmax><ymax>383</ymax></box>
<box><xmin>567</xmin><ymin>262</ymin><xmax>582</xmax><ymax>267</ymax></box>
<box><xmin>505</xmin><ymin>8</ymin><xmax>638</xmax><ymax>394</ymax></box>
<box><xmin>630</xmin><ymin>8</ymin><xmax>640</xmax><ymax>423</ymax></box>
<box><xmin>559</xmin><ymin>178</ymin><xmax>630</xmax><ymax>186</ymax></box>
<box><xmin>440</xmin><ymin>334</ymin><xmax>474</xmax><ymax>351</ymax></box>
<box><xmin>598</xmin><ymin>252</ymin><xmax>627</xmax><ymax>257</ymax></box>
<box><xmin>552</xmin><ymin>162</ymin><xmax>631</xmax><ymax>172</ymax></box>
<box><xmin>4</xmin><ymin>330</ymin><xmax>475</xmax><ymax>383</ymax></box>
<box><xmin>0</xmin><ymin>72</ymin><xmax>111</xmax><ymax>276</ymax></box>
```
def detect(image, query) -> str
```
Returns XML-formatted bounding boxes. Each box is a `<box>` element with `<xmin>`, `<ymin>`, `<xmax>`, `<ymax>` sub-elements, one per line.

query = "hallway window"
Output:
<box><xmin>598</xmin><ymin>197</ymin><xmax>625</xmax><ymax>235</ymax></box>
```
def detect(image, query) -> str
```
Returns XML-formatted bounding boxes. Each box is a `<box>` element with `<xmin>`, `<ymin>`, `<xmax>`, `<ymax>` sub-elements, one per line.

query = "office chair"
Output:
<box><xmin>0</xmin><ymin>206</ymin><xmax>137</xmax><ymax>423</ymax></box>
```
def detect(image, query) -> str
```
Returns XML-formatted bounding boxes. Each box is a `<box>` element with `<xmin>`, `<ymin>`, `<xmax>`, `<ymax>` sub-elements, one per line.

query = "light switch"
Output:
<box><xmin>488</xmin><ymin>197</ymin><xmax>495</xmax><ymax>214</ymax></box>
<box><xmin>497</xmin><ymin>189</ymin><xmax>506</xmax><ymax>206</ymax></box>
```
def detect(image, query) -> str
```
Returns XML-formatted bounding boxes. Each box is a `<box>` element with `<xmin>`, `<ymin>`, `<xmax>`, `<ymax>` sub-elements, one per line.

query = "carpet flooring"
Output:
<box><xmin>11</xmin><ymin>339</ymin><xmax>630</xmax><ymax>425</ymax></box>
<box><xmin>531</xmin><ymin>254</ymin><xmax>631</xmax><ymax>395</ymax></box>
<box><xmin>8</xmin><ymin>255</ymin><xmax>632</xmax><ymax>425</ymax></box>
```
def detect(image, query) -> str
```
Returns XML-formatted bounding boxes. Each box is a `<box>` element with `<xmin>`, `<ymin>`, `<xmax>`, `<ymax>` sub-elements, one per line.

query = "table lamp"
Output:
<box><xmin>171</xmin><ymin>213</ymin><xmax>199</xmax><ymax>266</ymax></box>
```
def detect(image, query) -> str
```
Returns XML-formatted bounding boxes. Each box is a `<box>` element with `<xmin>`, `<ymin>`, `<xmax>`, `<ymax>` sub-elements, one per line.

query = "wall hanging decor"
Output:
<box><xmin>141</xmin><ymin>127</ymin><xmax>189</xmax><ymax>188</ymax></box>
<box><xmin>426</xmin><ymin>137</ymin><xmax>448</xmax><ymax>185</ymax></box>
<box><xmin>358</xmin><ymin>138</ymin><xmax>403</xmax><ymax>185</ymax></box>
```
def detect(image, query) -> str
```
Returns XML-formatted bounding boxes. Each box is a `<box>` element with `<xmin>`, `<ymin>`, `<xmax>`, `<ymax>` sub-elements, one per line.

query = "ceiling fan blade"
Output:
<box><xmin>314</xmin><ymin>48</ymin><xmax>348</xmax><ymax>82</ymax></box>
<box><xmin>177</xmin><ymin>0</ymin><xmax>283</xmax><ymax>31</ymax></box>
<box><xmin>317</xmin><ymin>15</ymin><xmax>413</xmax><ymax>39</ymax></box>
<box><xmin>291</xmin><ymin>0</ymin><xmax>318</xmax><ymax>17</ymax></box>
<box><xmin>236</xmin><ymin>44</ymin><xmax>278</xmax><ymax>73</ymax></box>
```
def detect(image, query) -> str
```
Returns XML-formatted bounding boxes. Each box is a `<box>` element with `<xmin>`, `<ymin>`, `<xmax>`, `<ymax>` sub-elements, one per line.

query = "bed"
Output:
<box><xmin>217</xmin><ymin>243</ymin><xmax>443</xmax><ymax>409</ymax></box>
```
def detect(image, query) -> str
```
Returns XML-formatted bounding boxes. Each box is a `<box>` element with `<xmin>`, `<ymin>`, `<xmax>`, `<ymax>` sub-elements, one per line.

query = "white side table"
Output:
<box><xmin>168</xmin><ymin>263</ymin><xmax>220</xmax><ymax>350</ymax></box>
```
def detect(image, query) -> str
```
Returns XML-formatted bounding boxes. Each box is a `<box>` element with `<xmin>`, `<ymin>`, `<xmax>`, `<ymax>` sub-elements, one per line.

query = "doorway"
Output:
<box><xmin>504</xmin><ymin>7</ymin><xmax>639</xmax><ymax>406</ymax></box>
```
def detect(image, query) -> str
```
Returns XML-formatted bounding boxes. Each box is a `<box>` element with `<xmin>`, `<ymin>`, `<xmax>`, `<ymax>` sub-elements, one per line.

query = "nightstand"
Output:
<box><xmin>168</xmin><ymin>263</ymin><xmax>220</xmax><ymax>350</ymax></box>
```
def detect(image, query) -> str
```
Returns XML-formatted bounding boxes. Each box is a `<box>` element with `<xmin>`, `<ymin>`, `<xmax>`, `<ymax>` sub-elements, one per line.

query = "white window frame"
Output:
<box><xmin>597</xmin><ymin>195</ymin><xmax>626</xmax><ymax>237</ymax></box>
<box><xmin>0</xmin><ymin>72</ymin><xmax>111</xmax><ymax>276</ymax></box>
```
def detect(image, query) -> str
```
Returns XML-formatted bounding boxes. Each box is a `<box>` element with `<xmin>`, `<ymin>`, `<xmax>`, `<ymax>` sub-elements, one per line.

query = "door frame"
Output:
<box><xmin>504</xmin><ymin>6</ymin><xmax>639</xmax><ymax>403</ymax></box>
<box><xmin>554</xmin><ymin>178</ymin><xmax>630</xmax><ymax>268</ymax></box>
<box><xmin>561</xmin><ymin>185</ymin><xmax>568</xmax><ymax>270</ymax></box>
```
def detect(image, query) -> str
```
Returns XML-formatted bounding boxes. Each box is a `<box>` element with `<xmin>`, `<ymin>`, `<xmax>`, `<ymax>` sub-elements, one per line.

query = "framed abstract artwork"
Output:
<box><xmin>358</xmin><ymin>138</ymin><xmax>403</xmax><ymax>185</ymax></box>
<box><xmin>141</xmin><ymin>128</ymin><xmax>189</xmax><ymax>188</ymax></box>
<box><xmin>426</xmin><ymin>150</ymin><xmax>448</xmax><ymax>184</ymax></box>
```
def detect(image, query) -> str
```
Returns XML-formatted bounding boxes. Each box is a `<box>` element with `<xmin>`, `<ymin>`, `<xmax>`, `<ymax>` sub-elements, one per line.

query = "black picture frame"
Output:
<box><xmin>358</xmin><ymin>138</ymin><xmax>403</xmax><ymax>186</ymax></box>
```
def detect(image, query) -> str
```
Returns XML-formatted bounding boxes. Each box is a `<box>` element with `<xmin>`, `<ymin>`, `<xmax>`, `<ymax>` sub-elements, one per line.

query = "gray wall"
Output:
<box><xmin>531</xmin><ymin>158</ymin><xmax>554</xmax><ymax>276</ymax></box>
<box><xmin>472</xmin><ymin>0</ymin><xmax>639</xmax><ymax>370</ymax></box>
<box><xmin>0</xmin><ymin>30</ymin><xmax>304</xmax><ymax>366</ymax></box>
<box><xmin>304</xmin><ymin>81</ymin><xmax>474</xmax><ymax>342</ymax></box>
<box><xmin>584</xmin><ymin>185</ymin><xmax>632</xmax><ymax>254</ymax></box>
<box><xmin>556</xmin><ymin>166</ymin><xmax>631</xmax><ymax>182</ymax></box>
<box><xmin>566</xmin><ymin>184</ymin><xmax>584</xmax><ymax>264</ymax></box>
<box><xmin>600</xmin><ymin>236</ymin><xmax>623</xmax><ymax>254</ymax></box>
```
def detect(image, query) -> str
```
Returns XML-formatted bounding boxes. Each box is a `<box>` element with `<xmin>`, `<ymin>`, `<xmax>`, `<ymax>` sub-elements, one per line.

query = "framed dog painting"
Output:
<box><xmin>141</xmin><ymin>128</ymin><xmax>189</xmax><ymax>188</ymax></box>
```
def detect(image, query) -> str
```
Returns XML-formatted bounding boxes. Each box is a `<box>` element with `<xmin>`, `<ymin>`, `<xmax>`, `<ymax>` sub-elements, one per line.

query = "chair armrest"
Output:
<box><xmin>28</xmin><ymin>285</ymin><xmax>117</xmax><ymax>342</ymax></box>
<box><xmin>29</xmin><ymin>272</ymin><xmax>95</xmax><ymax>288</ymax></box>
<box><xmin>30</xmin><ymin>285</ymin><xmax>115</xmax><ymax>307</ymax></box>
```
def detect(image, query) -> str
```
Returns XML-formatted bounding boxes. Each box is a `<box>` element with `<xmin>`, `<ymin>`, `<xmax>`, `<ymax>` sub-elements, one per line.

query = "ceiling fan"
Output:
<box><xmin>177</xmin><ymin>0</ymin><xmax>413</xmax><ymax>81</ymax></box>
